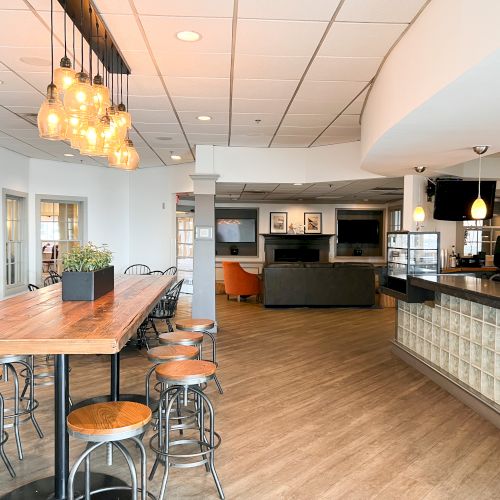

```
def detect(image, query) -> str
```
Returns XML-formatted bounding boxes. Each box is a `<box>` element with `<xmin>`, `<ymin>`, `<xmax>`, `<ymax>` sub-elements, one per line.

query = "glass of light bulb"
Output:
<box><xmin>79</xmin><ymin>118</ymin><xmax>104</xmax><ymax>156</ymax></box>
<box><xmin>92</xmin><ymin>74</ymin><xmax>111</xmax><ymax>117</ymax></box>
<box><xmin>100</xmin><ymin>113</ymin><xmax>119</xmax><ymax>155</ymax></box>
<box><xmin>124</xmin><ymin>139</ymin><xmax>140</xmax><ymax>170</ymax></box>
<box><xmin>108</xmin><ymin>140</ymin><xmax>130</xmax><ymax>167</ymax></box>
<box><xmin>413</xmin><ymin>205</ymin><xmax>426</xmax><ymax>222</ymax></box>
<box><xmin>471</xmin><ymin>196</ymin><xmax>487</xmax><ymax>219</ymax></box>
<box><xmin>64</xmin><ymin>72</ymin><xmax>97</xmax><ymax>119</ymax></box>
<box><xmin>54</xmin><ymin>56</ymin><xmax>75</xmax><ymax>92</ymax></box>
<box><xmin>38</xmin><ymin>84</ymin><xmax>67</xmax><ymax>140</ymax></box>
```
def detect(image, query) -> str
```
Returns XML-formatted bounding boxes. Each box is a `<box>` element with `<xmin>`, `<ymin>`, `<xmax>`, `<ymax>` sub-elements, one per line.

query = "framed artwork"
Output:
<box><xmin>269</xmin><ymin>212</ymin><xmax>288</xmax><ymax>234</ymax></box>
<box><xmin>304</xmin><ymin>212</ymin><xmax>322</xmax><ymax>234</ymax></box>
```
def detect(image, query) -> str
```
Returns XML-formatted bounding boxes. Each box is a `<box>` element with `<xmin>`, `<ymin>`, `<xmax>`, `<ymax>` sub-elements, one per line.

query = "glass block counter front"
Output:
<box><xmin>397</xmin><ymin>293</ymin><xmax>500</xmax><ymax>404</ymax></box>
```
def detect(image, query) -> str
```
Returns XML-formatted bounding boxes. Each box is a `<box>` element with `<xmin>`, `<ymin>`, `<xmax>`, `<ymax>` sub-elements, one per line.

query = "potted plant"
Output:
<box><xmin>61</xmin><ymin>243</ymin><xmax>114</xmax><ymax>301</ymax></box>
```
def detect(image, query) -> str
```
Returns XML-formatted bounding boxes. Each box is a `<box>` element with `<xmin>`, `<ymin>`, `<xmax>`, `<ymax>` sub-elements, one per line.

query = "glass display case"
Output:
<box><xmin>387</xmin><ymin>231</ymin><xmax>440</xmax><ymax>282</ymax></box>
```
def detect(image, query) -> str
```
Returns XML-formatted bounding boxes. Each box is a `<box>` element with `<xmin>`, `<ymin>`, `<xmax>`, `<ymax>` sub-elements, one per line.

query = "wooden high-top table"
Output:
<box><xmin>0</xmin><ymin>274</ymin><xmax>174</xmax><ymax>500</ymax></box>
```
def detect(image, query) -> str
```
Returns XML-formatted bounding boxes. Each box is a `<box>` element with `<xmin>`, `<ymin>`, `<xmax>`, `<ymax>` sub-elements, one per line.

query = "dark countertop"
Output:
<box><xmin>409</xmin><ymin>274</ymin><xmax>500</xmax><ymax>308</ymax></box>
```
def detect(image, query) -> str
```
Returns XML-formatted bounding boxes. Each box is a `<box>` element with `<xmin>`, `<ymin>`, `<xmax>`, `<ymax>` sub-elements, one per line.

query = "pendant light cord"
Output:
<box><xmin>96</xmin><ymin>20</ymin><xmax>100</xmax><ymax>76</ymax></box>
<box><xmin>63</xmin><ymin>0</ymin><xmax>67</xmax><ymax>56</ymax></box>
<box><xmin>88</xmin><ymin>7</ymin><xmax>92</xmax><ymax>82</ymax></box>
<box><xmin>72</xmin><ymin>22</ymin><xmax>75</xmax><ymax>69</ymax></box>
<box><xmin>80</xmin><ymin>0</ymin><xmax>84</xmax><ymax>71</ymax></box>
<box><xmin>120</xmin><ymin>65</ymin><xmax>123</xmax><ymax>104</ymax></box>
<box><xmin>126</xmin><ymin>74</ymin><xmax>129</xmax><ymax>110</ymax></box>
<box><xmin>50</xmin><ymin>0</ymin><xmax>54</xmax><ymax>84</ymax></box>
<box><xmin>478</xmin><ymin>154</ymin><xmax>482</xmax><ymax>198</ymax></box>
<box><xmin>111</xmin><ymin>45</ymin><xmax>114</xmax><ymax>105</ymax></box>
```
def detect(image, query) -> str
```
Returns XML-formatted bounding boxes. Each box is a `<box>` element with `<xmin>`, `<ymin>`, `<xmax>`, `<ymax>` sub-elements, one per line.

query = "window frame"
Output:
<box><xmin>35</xmin><ymin>194</ymin><xmax>88</xmax><ymax>284</ymax></box>
<box><xmin>2</xmin><ymin>189</ymin><xmax>28</xmax><ymax>297</ymax></box>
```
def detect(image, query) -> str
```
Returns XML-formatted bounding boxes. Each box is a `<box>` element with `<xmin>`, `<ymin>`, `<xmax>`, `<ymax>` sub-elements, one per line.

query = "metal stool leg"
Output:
<box><xmin>6</xmin><ymin>364</ymin><xmax>23</xmax><ymax>460</ymax></box>
<box><xmin>68</xmin><ymin>441</ymin><xmax>104</xmax><ymax>500</ymax></box>
<box><xmin>0</xmin><ymin>394</ymin><xmax>15</xmax><ymax>478</ymax></box>
<box><xmin>18</xmin><ymin>359</ymin><xmax>43</xmax><ymax>438</ymax></box>
<box><xmin>203</xmin><ymin>331</ymin><xmax>223</xmax><ymax>395</ymax></box>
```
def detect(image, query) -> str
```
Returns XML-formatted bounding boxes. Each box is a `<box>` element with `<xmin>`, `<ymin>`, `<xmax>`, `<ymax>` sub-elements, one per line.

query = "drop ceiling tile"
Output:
<box><xmin>236</xmin><ymin>19</ymin><xmax>328</xmax><ymax>57</ymax></box>
<box><xmin>238</xmin><ymin>0</ymin><xmax>341</xmax><ymax>21</ymax></box>
<box><xmin>344</xmin><ymin>87</ymin><xmax>369</xmax><ymax>113</ymax></box>
<box><xmin>0</xmin><ymin>70</ymin><xmax>41</xmax><ymax>93</ymax></box>
<box><xmin>296</xmin><ymin>80</ymin><xmax>367</xmax><ymax>102</ymax></box>
<box><xmin>173</xmin><ymin>96</ymin><xmax>229</xmax><ymax>114</ymax></box>
<box><xmin>132</xmin><ymin>109</ymin><xmax>179</xmax><ymax>122</ymax></box>
<box><xmin>287</xmin><ymin>99</ymin><xmax>344</xmax><ymax>115</ymax></box>
<box><xmin>0</xmin><ymin>91</ymin><xmax>43</xmax><ymax>107</ymax></box>
<box><xmin>121</xmin><ymin>50</ymin><xmax>157</xmax><ymax>75</ymax></box>
<box><xmin>140</xmin><ymin>16</ymin><xmax>233</xmax><ymax>54</ymax></box>
<box><xmin>0</xmin><ymin>10</ymin><xmax>51</xmax><ymax>48</ymax></box>
<box><xmin>127</xmin><ymin>75</ymin><xmax>166</xmax><ymax>96</ymax></box>
<box><xmin>271</xmin><ymin>135</ymin><xmax>317</xmax><ymax>147</ymax></box>
<box><xmin>186</xmin><ymin>133</ymin><xmax>227</xmax><ymax>145</ymax></box>
<box><xmin>128</xmin><ymin>95</ymin><xmax>174</xmax><ymax>110</ymax></box>
<box><xmin>313</xmin><ymin>134</ymin><xmax>360</xmax><ymax>146</ymax></box>
<box><xmin>333</xmin><ymin>114</ymin><xmax>361</xmax><ymax>126</ymax></box>
<box><xmin>233</xmin><ymin>79</ymin><xmax>298</xmax><ymax>100</ymax></box>
<box><xmin>231</xmin><ymin>113</ymin><xmax>281</xmax><ymax>127</ymax></box>
<box><xmin>92</xmin><ymin>0</ymin><xmax>133</xmax><ymax>14</ymax></box>
<box><xmin>99</xmin><ymin>14</ymin><xmax>144</xmax><ymax>52</ymax></box>
<box><xmin>183</xmin><ymin>123</ymin><xmax>228</xmax><ymax>134</ymax></box>
<box><xmin>231</xmin><ymin>125</ymin><xmax>276</xmax><ymax>135</ymax></box>
<box><xmin>134</xmin><ymin>132</ymin><xmax>187</xmax><ymax>147</ymax></box>
<box><xmin>320</xmin><ymin>22</ymin><xmax>406</xmax><ymax>57</ymax></box>
<box><xmin>321</xmin><ymin>125</ymin><xmax>361</xmax><ymax>137</ymax></box>
<box><xmin>244</xmin><ymin>183</ymin><xmax>279</xmax><ymax>191</ymax></box>
<box><xmin>164</xmin><ymin>77</ymin><xmax>229</xmax><ymax>98</ymax></box>
<box><xmin>178</xmin><ymin>110</ymin><xmax>228</xmax><ymax>125</ymax></box>
<box><xmin>281</xmin><ymin>114</ymin><xmax>332</xmax><ymax>127</ymax></box>
<box><xmin>337</xmin><ymin>0</ymin><xmax>427</xmax><ymax>23</ymax></box>
<box><xmin>278</xmin><ymin>126</ymin><xmax>325</xmax><ymax>137</ymax></box>
<box><xmin>307</xmin><ymin>56</ymin><xmax>382</xmax><ymax>81</ymax></box>
<box><xmin>134</xmin><ymin>0</ymin><xmax>233</xmax><ymax>17</ymax></box>
<box><xmin>232</xmin><ymin>98</ymin><xmax>288</xmax><ymax>114</ymax></box>
<box><xmin>156</xmin><ymin>52</ymin><xmax>231</xmax><ymax>78</ymax></box>
<box><xmin>0</xmin><ymin>47</ymin><xmax>63</xmax><ymax>74</ymax></box>
<box><xmin>15</xmin><ymin>71</ymin><xmax>51</xmax><ymax>93</ymax></box>
<box><xmin>234</xmin><ymin>54</ymin><xmax>309</xmax><ymax>80</ymax></box>
<box><xmin>133</xmin><ymin>123</ymin><xmax>182</xmax><ymax>134</ymax></box>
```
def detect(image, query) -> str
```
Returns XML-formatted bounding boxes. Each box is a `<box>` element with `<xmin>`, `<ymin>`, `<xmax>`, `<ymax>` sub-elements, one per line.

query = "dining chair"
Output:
<box><xmin>124</xmin><ymin>264</ymin><xmax>151</xmax><ymax>275</ymax></box>
<box><xmin>164</xmin><ymin>266</ymin><xmax>177</xmax><ymax>276</ymax></box>
<box><xmin>28</xmin><ymin>284</ymin><xmax>40</xmax><ymax>291</ymax></box>
<box><xmin>148</xmin><ymin>270</ymin><xmax>165</xmax><ymax>276</ymax></box>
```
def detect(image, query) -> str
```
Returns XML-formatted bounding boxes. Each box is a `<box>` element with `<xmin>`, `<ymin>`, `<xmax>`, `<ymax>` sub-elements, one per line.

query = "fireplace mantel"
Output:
<box><xmin>261</xmin><ymin>234</ymin><xmax>333</xmax><ymax>264</ymax></box>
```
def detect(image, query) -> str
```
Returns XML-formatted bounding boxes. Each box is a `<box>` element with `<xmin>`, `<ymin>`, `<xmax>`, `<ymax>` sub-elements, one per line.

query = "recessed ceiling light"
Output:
<box><xmin>0</xmin><ymin>80</ymin><xmax>4</xmax><ymax>85</ymax></box>
<box><xmin>170</xmin><ymin>154</ymin><xmax>182</xmax><ymax>160</ymax></box>
<box><xmin>64</xmin><ymin>153</ymin><xmax>74</xmax><ymax>157</ymax></box>
<box><xmin>19</xmin><ymin>56</ymin><xmax>51</xmax><ymax>66</ymax></box>
<box><xmin>176</xmin><ymin>31</ymin><xmax>201</xmax><ymax>42</ymax></box>
<box><xmin>293</xmin><ymin>183</ymin><xmax>303</xmax><ymax>186</ymax></box>
<box><xmin>197</xmin><ymin>115</ymin><xmax>212</xmax><ymax>121</ymax></box>
<box><xmin>156</xmin><ymin>136</ymin><xmax>172</xmax><ymax>141</ymax></box>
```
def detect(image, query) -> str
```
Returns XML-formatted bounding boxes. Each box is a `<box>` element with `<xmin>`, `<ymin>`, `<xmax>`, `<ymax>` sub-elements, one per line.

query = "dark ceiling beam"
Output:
<box><xmin>57</xmin><ymin>0</ymin><xmax>130</xmax><ymax>74</ymax></box>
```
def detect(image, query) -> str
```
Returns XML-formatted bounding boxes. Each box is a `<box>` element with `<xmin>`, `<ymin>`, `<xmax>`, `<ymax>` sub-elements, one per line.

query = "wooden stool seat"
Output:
<box><xmin>155</xmin><ymin>360</ymin><xmax>216</xmax><ymax>385</ymax></box>
<box><xmin>67</xmin><ymin>401</ymin><xmax>152</xmax><ymax>440</ymax></box>
<box><xmin>147</xmin><ymin>345</ymin><xmax>198</xmax><ymax>363</ymax></box>
<box><xmin>175</xmin><ymin>318</ymin><xmax>215</xmax><ymax>332</ymax></box>
<box><xmin>159</xmin><ymin>331</ymin><xmax>204</xmax><ymax>346</ymax></box>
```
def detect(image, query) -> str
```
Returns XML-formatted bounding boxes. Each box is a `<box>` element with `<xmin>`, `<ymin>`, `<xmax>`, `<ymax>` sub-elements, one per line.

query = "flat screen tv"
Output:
<box><xmin>337</xmin><ymin>219</ymin><xmax>380</xmax><ymax>244</ymax></box>
<box><xmin>433</xmin><ymin>179</ymin><xmax>496</xmax><ymax>221</ymax></box>
<box><xmin>216</xmin><ymin>218</ymin><xmax>256</xmax><ymax>243</ymax></box>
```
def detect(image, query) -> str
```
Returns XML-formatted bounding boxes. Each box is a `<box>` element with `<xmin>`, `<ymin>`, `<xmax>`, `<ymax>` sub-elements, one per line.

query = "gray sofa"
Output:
<box><xmin>263</xmin><ymin>262</ymin><xmax>375</xmax><ymax>307</ymax></box>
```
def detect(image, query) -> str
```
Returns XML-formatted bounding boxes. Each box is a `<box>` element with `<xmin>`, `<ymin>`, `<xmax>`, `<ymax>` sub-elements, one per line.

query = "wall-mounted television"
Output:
<box><xmin>216</xmin><ymin>218</ymin><xmax>256</xmax><ymax>243</ymax></box>
<box><xmin>337</xmin><ymin>219</ymin><xmax>380</xmax><ymax>244</ymax></box>
<box><xmin>433</xmin><ymin>179</ymin><xmax>496</xmax><ymax>221</ymax></box>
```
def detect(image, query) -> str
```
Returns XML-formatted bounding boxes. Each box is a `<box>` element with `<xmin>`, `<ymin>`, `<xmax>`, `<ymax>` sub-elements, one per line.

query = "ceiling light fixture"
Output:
<box><xmin>64</xmin><ymin>153</ymin><xmax>74</xmax><ymax>157</ymax></box>
<box><xmin>197</xmin><ymin>115</ymin><xmax>212</xmax><ymax>121</ymax></box>
<box><xmin>413</xmin><ymin>166</ymin><xmax>426</xmax><ymax>227</ymax></box>
<box><xmin>176</xmin><ymin>31</ymin><xmax>201</xmax><ymax>42</ymax></box>
<box><xmin>0</xmin><ymin>80</ymin><xmax>4</xmax><ymax>85</ymax></box>
<box><xmin>471</xmin><ymin>145</ymin><xmax>489</xmax><ymax>219</ymax></box>
<box><xmin>170</xmin><ymin>152</ymin><xmax>182</xmax><ymax>160</ymax></box>
<box><xmin>293</xmin><ymin>183</ymin><xmax>303</xmax><ymax>186</ymax></box>
<box><xmin>54</xmin><ymin>0</ymin><xmax>75</xmax><ymax>91</ymax></box>
<box><xmin>37</xmin><ymin>0</ymin><xmax>67</xmax><ymax>141</ymax></box>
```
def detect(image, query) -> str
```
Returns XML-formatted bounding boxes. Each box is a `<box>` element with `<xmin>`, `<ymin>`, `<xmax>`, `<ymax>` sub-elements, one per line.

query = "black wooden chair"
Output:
<box><xmin>149</xmin><ymin>279</ymin><xmax>184</xmax><ymax>334</ymax></box>
<box><xmin>148</xmin><ymin>270</ymin><xmax>164</xmax><ymax>276</ymax></box>
<box><xmin>28</xmin><ymin>284</ymin><xmax>39</xmax><ymax>291</ymax></box>
<box><xmin>43</xmin><ymin>272</ymin><xmax>61</xmax><ymax>287</ymax></box>
<box><xmin>124</xmin><ymin>264</ymin><xmax>151</xmax><ymax>275</ymax></box>
<box><xmin>164</xmin><ymin>266</ymin><xmax>177</xmax><ymax>276</ymax></box>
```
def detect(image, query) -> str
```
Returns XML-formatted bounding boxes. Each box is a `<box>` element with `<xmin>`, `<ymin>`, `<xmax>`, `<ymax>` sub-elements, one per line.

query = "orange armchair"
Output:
<box><xmin>222</xmin><ymin>262</ymin><xmax>261</xmax><ymax>301</ymax></box>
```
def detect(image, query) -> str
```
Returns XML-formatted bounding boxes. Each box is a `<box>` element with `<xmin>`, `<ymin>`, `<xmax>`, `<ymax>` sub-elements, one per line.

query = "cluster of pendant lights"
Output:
<box><xmin>37</xmin><ymin>0</ymin><xmax>139</xmax><ymax>170</ymax></box>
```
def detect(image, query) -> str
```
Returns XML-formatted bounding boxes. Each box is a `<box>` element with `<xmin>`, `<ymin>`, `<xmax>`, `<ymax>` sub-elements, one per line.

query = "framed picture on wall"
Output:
<box><xmin>270</xmin><ymin>212</ymin><xmax>288</xmax><ymax>234</ymax></box>
<box><xmin>304</xmin><ymin>212</ymin><xmax>322</xmax><ymax>234</ymax></box>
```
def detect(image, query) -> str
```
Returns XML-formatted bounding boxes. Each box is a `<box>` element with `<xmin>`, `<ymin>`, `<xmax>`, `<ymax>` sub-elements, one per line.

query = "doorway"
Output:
<box><xmin>176</xmin><ymin>213</ymin><xmax>193</xmax><ymax>294</ymax></box>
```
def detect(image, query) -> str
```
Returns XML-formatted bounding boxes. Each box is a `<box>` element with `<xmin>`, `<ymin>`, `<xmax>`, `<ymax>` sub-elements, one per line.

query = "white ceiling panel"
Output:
<box><xmin>0</xmin><ymin>91</ymin><xmax>43</xmax><ymax>107</ymax></box>
<box><xmin>337</xmin><ymin>0</ymin><xmax>427</xmax><ymax>23</ymax></box>
<box><xmin>92</xmin><ymin>0</ymin><xmax>133</xmax><ymax>15</ymax></box>
<box><xmin>278</xmin><ymin>126</ymin><xmax>325</xmax><ymax>137</ymax></box>
<box><xmin>238</xmin><ymin>0</ymin><xmax>340</xmax><ymax>21</ymax></box>
<box><xmin>183</xmin><ymin>123</ymin><xmax>229</xmax><ymax>134</ymax></box>
<box><xmin>132</xmin><ymin>109</ymin><xmax>179</xmax><ymax>122</ymax></box>
<box><xmin>229</xmin><ymin>135</ymin><xmax>272</xmax><ymax>147</ymax></box>
<box><xmin>164</xmin><ymin>77</ymin><xmax>229</xmax><ymax>98</ymax></box>
<box><xmin>232</xmin><ymin>98</ymin><xmax>288</xmax><ymax>114</ymax></box>
<box><xmin>231</xmin><ymin>113</ymin><xmax>282</xmax><ymax>127</ymax></box>
<box><xmin>320</xmin><ymin>22</ymin><xmax>406</xmax><ymax>57</ymax></box>
<box><xmin>128</xmin><ymin>75</ymin><xmax>166</xmax><ymax>96</ymax></box>
<box><xmin>128</xmin><ymin>95</ymin><xmax>174</xmax><ymax>110</ymax></box>
<box><xmin>321</xmin><ymin>125</ymin><xmax>361</xmax><ymax>137</ymax></box>
<box><xmin>295</xmin><ymin>80</ymin><xmax>366</xmax><ymax>103</ymax></box>
<box><xmin>344</xmin><ymin>88</ymin><xmax>369</xmax><ymax>115</ymax></box>
<box><xmin>281</xmin><ymin>114</ymin><xmax>332</xmax><ymax>127</ymax></box>
<box><xmin>287</xmin><ymin>99</ymin><xmax>345</xmax><ymax>115</ymax></box>
<box><xmin>99</xmin><ymin>14</ymin><xmax>144</xmax><ymax>52</ymax></box>
<box><xmin>121</xmin><ymin>50</ymin><xmax>157</xmax><ymax>75</ymax></box>
<box><xmin>231</xmin><ymin>125</ymin><xmax>276</xmax><ymax>135</ymax></box>
<box><xmin>307</xmin><ymin>56</ymin><xmax>382</xmax><ymax>81</ymax></box>
<box><xmin>333</xmin><ymin>114</ymin><xmax>360</xmax><ymax>126</ymax></box>
<box><xmin>0</xmin><ymin>10</ymin><xmax>51</xmax><ymax>48</ymax></box>
<box><xmin>236</xmin><ymin>19</ymin><xmax>327</xmax><ymax>57</ymax></box>
<box><xmin>233</xmin><ymin>79</ymin><xmax>298</xmax><ymax>100</ymax></box>
<box><xmin>234</xmin><ymin>54</ymin><xmax>309</xmax><ymax>80</ymax></box>
<box><xmin>173</xmin><ymin>97</ymin><xmax>229</xmax><ymax>113</ymax></box>
<box><xmin>187</xmin><ymin>133</ymin><xmax>227</xmax><ymax>145</ymax></box>
<box><xmin>178</xmin><ymin>110</ymin><xmax>229</xmax><ymax>125</ymax></box>
<box><xmin>0</xmin><ymin>70</ymin><xmax>41</xmax><ymax>93</ymax></box>
<box><xmin>134</xmin><ymin>0</ymin><xmax>233</xmax><ymax>17</ymax></box>
<box><xmin>271</xmin><ymin>135</ymin><xmax>317</xmax><ymax>147</ymax></box>
<box><xmin>133</xmin><ymin>122</ymin><xmax>182</xmax><ymax>134</ymax></box>
<box><xmin>156</xmin><ymin>52</ymin><xmax>231</xmax><ymax>78</ymax></box>
<box><xmin>140</xmin><ymin>16</ymin><xmax>233</xmax><ymax>54</ymax></box>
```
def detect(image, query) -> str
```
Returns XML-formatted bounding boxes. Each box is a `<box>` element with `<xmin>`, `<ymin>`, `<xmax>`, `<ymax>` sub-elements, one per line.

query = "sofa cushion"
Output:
<box><xmin>304</xmin><ymin>262</ymin><xmax>334</xmax><ymax>268</ymax></box>
<box><xmin>266</xmin><ymin>263</ymin><xmax>305</xmax><ymax>268</ymax></box>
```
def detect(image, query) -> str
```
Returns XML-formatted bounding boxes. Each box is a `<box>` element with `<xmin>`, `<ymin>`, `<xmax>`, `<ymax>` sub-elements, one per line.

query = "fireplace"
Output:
<box><xmin>262</xmin><ymin>234</ymin><xmax>333</xmax><ymax>264</ymax></box>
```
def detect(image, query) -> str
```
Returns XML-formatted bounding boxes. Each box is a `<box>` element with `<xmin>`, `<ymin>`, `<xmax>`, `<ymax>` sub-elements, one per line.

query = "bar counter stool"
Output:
<box><xmin>149</xmin><ymin>360</ymin><xmax>224</xmax><ymax>500</ymax></box>
<box><xmin>67</xmin><ymin>401</ymin><xmax>152</xmax><ymax>500</ymax></box>
<box><xmin>145</xmin><ymin>345</ymin><xmax>199</xmax><ymax>408</ymax></box>
<box><xmin>176</xmin><ymin>319</ymin><xmax>223</xmax><ymax>394</ymax></box>
<box><xmin>0</xmin><ymin>393</ymin><xmax>15</xmax><ymax>478</ymax></box>
<box><xmin>0</xmin><ymin>355</ymin><xmax>43</xmax><ymax>461</ymax></box>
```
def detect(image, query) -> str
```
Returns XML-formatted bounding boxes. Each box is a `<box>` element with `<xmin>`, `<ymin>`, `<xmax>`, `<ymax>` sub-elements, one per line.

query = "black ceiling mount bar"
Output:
<box><xmin>56</xmin><ymin>0</ymin><xmax>130</xmax><ymax>74</ymax></box>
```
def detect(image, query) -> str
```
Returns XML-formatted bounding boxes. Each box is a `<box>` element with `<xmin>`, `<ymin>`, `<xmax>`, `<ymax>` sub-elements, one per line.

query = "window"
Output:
<box><xmin>4</xmin><ymin>193</ymin><xmax>27</xmax><ymax>294</ymax></box>
<box><xmin>461</xmin><ymin>214</ymin><xmax>500</xmax><ymax>256</ymax></box>
<box><xmin>39</xmin><ymin>199</ymin><xmax>83</xmax><ymax>279</ymax></box>
<box><xmin>177</xmin><ymin>214</ymin><xmax>193</xmax><ymax>294</ymax></box>
<box><xmin>389</xmin><ymin>208</ymin><xmax>402</xmax><ymax>232</ymax></box>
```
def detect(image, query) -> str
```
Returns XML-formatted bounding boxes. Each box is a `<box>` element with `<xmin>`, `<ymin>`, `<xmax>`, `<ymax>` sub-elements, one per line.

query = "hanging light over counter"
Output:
<box><xmin>471</xmin><ymin>145</ymin><xmax>489</xmax><ymax>220</ymax></box>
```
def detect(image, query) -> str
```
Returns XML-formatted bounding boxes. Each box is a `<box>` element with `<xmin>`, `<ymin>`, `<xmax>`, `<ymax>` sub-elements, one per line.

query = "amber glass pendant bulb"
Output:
<box><xmin>64</xmin><ymin>72</ymin><xmax>97</xmax><ymax>118</ymax></box>
<box><xmin>38</xmin><ymin>84</ymin><xmax>67</xmax><ymax>140</ymax></box>
<box><xmin>471</xmin><ymin>196</ymin><xmax>487</xmax><ymax>220</ymax></box>
<box><xmin>54</xmin><ymin>56</ymin><xmax>75</xmax><ymax>91</ymax></box>
<box><xmin>79</xmin><ymin>118</ymin><xmax>104</xmax><ymax>156</ymax></box>
<box><xmin>124</xmin><ymin>138</ymin><xmax>140</xmax><ymax>170</ymax></box>
<box><xmin>108</xmin><ymin>140</ymin><xmax>130</xmax><ymax>167</ymax></box>
<box><xmin>92</xmin><ymin>74</ymin><xmax>111</xmax><ymax>117</ymax></box>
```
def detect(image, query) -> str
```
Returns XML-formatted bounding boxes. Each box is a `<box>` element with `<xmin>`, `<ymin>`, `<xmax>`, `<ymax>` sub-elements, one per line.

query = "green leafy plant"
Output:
<box><xmin>62</xmin><ymin>243</ymin><xmax>113</xmax><ymax>272</ymax></box>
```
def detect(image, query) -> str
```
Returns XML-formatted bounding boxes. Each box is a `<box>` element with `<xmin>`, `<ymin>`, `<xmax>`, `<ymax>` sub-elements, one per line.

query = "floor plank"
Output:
<box><xmin>1</xmin><ymin>297</ymin><xmax>500</xmax><ymax>499</ymax></box>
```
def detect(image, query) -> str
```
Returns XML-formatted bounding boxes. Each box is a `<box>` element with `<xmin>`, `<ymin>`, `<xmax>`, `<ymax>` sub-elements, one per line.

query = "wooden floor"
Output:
<box><xmin>2</xmin><ymin>296</ymin><xmax>500</xmax><ymax>498</ymax></box>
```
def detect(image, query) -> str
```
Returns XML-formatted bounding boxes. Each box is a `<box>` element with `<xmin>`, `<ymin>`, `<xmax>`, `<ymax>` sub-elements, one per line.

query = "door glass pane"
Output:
<box><xmin>5</xmin><ymin>195</ymin><xmax>25</xmax><ymax>289</ymax></box>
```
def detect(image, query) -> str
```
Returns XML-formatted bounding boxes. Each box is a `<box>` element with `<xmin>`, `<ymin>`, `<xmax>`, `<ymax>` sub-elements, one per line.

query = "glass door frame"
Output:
<box><xmin>35</xmin><ymin>194</ymin><xmax>88</xmax><ymax>284</ymax></box>
<box><xmin>2</xmin><ymin>189</ymin><xmax>28</xmax><ymax>297</ymax></box>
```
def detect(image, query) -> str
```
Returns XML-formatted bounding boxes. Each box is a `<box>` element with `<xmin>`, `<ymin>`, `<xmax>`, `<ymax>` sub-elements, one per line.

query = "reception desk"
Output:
<box><xmin>390</xmin><ymin>274</ymin><xmax>500</xmax><ymax>427</ymax></box>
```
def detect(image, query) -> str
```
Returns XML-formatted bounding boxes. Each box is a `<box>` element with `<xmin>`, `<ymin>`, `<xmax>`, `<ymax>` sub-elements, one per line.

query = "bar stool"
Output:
<box><xmin>67</xmin><ymin>401</ymin><xmax>152</xmax><ymax>500</ymax></box>
<box><xmin>145</xmin><ymin>345</ymin><xmax>199</xmax><ymax>407</ymax></box>
<box><xmin>0</xmin><ymin>355</ymin><xmax>43</xmax><ymax>461</ymax></box>
<box><xmin>149</xmin><ymin>360</ymin><xmax>224</xmax><ymax>500</ymax></box>
<box><xmin>0</xmin><ymin>393</ymin><xmax>15</xmax><ymax>478</ymax></box>
<box><xmin>176</xmin><ymin>319</ymin><xmax>224</xmax><ymax>394</ymax></box>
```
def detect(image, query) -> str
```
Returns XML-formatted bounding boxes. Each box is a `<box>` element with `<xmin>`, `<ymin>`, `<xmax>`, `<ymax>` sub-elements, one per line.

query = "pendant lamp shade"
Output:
<box><xmin>38</xmin><ymin>84</ymin><xmax>67</xmax><ymax>140</ymax></box>
<box><xmin>78</xmin><ymin>118</ymin><xmax>103</xmax><ymax>156</ymax></box>
<box><xmin>125</xmin><ymin>139</ymin><xmax>140</xmax><ymax>170</ymax></box>
<box><xmin>64</xmin><ymin>72</ymin><xmax>97</xmax><ymax>118</ymax></box>
<box><xmin>413</xmin><ymin>205</ymin><xmax>425</xmax><ymax>222</ymax></box>
<box><xmin>471</xmin><ymin>196</ymin><xmax>487</xmax><ymax>220</ymax></box>
<box><xmin>54</xmin><ymin>56</ymin><xmax>75</xmax><ymax>91</ymax></box>
<box><xmin>108</xmin><ymin>140</ymin><xmax>130</xmax><ymax>167</ymax></box>
<box><xmin>92</xmin><ymin>75</ymin><xmax>110</xmax><ymax>116</ymax></box>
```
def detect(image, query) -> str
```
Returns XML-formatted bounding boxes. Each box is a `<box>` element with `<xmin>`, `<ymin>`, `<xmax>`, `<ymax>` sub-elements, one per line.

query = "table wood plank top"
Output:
<box><xmin>0</xmin><ymin>274</ymin><xmax>174</xmax><ymax>355</ymax></box>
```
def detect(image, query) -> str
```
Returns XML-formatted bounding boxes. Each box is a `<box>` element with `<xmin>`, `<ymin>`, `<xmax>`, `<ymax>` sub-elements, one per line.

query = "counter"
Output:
<box><xmin>391</xmin><ymin>274</ymin><xmax>500</xmax><ymax>427</ymax></box>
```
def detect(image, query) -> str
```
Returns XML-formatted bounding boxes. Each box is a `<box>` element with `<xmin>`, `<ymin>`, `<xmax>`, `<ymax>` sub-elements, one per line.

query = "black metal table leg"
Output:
<box><xmin>54</xmin><ymin>354</ymin><xmax>69</xmax><ymax>499</ymax></box>
<box><xmin>110</xmin><ymin>353</ymin><xmax>120</xmax><ymax>402</ymax></box>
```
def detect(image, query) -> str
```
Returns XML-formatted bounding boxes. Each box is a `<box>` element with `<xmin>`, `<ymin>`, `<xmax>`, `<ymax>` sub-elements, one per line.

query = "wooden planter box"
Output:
<box><xmin>62</xmin><ymin>266</ymin><xmax>114</xmax><ymax>301</ymax></box>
